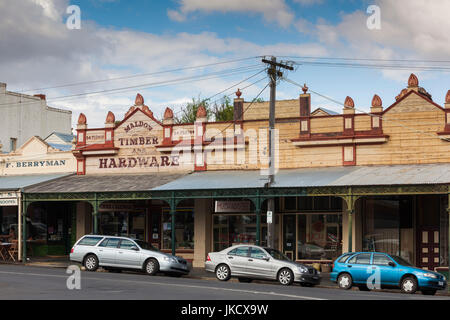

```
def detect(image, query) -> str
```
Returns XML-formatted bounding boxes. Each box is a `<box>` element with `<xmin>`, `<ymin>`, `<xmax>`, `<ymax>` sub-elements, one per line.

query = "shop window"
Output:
<box><xmin>0</xmin><ymin>208</ymin><xmax>18</xmax><ymax>240</ymax></box>
<box><xmin>99</xmin><ymin>211</ymin><xmax>146</xmax><ymax>240</ymax></box>
<box><xmin>296</xmin><ymin>214</ymin><xmax>342</xmax><ymax>261</ymax></box>
<box><xmin>363</xmin><ymin>198</ymin><xmax>400</xmax><ymax>255</ymax></box>
<box><xmin>162</xmin><ymin>208</ymin><xmax>194</xmax><ymax>251</ymax></box>
<box><xmin>212</xmin><ymin>214</ymin><xmax>267</xmax><ymax>252</ymax></box>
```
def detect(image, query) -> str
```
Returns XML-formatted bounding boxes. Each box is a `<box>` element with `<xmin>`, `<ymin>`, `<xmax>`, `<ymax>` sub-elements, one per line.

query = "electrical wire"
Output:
<box><xmin>20</xmin><ymin>56</ymin><xmax>263</xmax><ymax>93</ymax></box>
<box><xmin>0</xmin><ymin>65</ymin><xmax>264</xmax><ymax>108</ymax></box>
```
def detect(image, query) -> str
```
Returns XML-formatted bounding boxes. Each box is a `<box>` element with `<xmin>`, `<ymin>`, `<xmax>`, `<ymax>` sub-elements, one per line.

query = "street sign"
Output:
<box><xmin>267</xmin><ymin>210</ymin><xmax>273</xmax><ymax>224</ymax></box>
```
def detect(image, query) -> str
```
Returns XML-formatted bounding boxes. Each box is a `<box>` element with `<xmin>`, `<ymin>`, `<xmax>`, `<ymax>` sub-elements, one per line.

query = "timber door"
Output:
<box><xmin>417</xmin><ymin>227</ymin><xmax>440</xmax><ymax>270</ymax></box>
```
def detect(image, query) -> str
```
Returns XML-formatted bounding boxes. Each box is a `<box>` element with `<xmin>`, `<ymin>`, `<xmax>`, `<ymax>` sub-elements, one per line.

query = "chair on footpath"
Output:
<box><xmin>7</xmin><ymin>241</ymin><xmax>18</xmax><ymax>262</ymax></box>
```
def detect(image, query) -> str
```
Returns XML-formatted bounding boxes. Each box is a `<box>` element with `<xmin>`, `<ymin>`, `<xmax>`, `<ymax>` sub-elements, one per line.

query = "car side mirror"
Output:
<box><xmin>131</xmin><ymin>246</ymin><xmax>139</xmax><ymax>251</ymax></box>
<box><xmin>263</xmin><ymin>256</ymin><xmax>270</xmax><ymax>261</ymax></box>
<box><xmin>388</xmin><ymin>262</ymin><xmax>396</xmax><ymax>267</ymax></box>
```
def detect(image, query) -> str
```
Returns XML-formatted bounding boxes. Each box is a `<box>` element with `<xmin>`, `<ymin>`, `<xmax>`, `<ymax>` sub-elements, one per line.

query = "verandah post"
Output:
<box><xmin>170</xmin><ymin>193</ymin><xmax>177</xmax><ymax>256</ymax></box>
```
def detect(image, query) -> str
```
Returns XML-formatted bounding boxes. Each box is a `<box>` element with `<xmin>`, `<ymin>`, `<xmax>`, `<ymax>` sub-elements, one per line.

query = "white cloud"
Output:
<box><xmin>168</xmin><ymin>0</ymin><xmax>295</xmax><ymax>27</ymax></box>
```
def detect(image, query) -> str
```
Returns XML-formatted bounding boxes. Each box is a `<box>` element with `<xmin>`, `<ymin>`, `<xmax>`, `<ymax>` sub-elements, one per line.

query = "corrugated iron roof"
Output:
<box><xmin>24</xmin><ymin>172</ymin><xmax>189</xmax><ymax>193</ymax></box>
<box><xmin>153</xmin><ymin>164</ymin><xmax>450</xmax><ymax>191</ymax></box>
<box><xmin>0</xmin><ymin>173</ymin><xmax>74</xmax><ymax>191</ymax></box>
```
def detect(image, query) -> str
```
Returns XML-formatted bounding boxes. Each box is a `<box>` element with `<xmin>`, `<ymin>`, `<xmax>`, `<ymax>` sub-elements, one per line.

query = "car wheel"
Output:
<box><xmin>421</xmin><ymin>289</ymin><xmax>436</xmax><ymax>296</ymax></box>
<box><xmin>83</xmin><ymin>254</ymin><xmax>99</xmax><ymax>272</ymax></box>
<box><xmin>238</xmin><ymin>278</ymin><xmax>253</xmax><ymax>283</ymax></box>
<box><xmin>277</xmin><ymin>268</ymin><xmax>294</xmax><ymax>286</ymax></box>
<box><xmin>215</xmin><ymin>264</ymin><xmax>231</xmax><ymax>281</ymax></box>
<box><xmin>400</xmin><ymin>276</ymin><xmax>418</xmax><ymax>294</ymax></box>
<box><xmin>337</xmin><ymin>273</ymin><xmax>353</xmax><ymax>290</ymax></box>
<box><xmin>144</xmin><ymin>258</ymin><xmax>159</xmax><ymax>276</ymax></box>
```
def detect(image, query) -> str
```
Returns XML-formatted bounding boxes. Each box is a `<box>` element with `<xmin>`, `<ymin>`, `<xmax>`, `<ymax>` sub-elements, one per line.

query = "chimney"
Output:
<box><xmin>0</xmin><ymin>83</ymin><xmax>6</xmax><ymax>94</ymax></box>
<box><xmin>299</xmin><ymin>84</ymin><xmax>311</xmax><ymax>117</ymax></box>
<box><xmin>233</xmin><ymin>89</ymin><xmax>244</xmax><ymax>121</ymax></box>
<box><xmin>445</xmin><ymin>90</ymin><xmax>450</xmax><ymax>109</ymax></box>
<box><xmin>299</xmin><ymin>84</ymin><xmax>311</xmax><ymax>136</ymax></box>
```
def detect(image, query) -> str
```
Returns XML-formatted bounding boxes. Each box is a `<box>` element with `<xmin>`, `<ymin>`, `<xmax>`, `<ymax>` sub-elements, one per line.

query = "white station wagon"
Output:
<box><xmin>70</xmin><ymin>235</ymin><xmax>190</xmax><ymax>276</ymax></box>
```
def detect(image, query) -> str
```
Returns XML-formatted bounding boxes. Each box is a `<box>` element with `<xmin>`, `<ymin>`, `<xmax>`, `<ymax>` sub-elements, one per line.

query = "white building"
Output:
<box><xmin>0</xmin><ymin>83</ymin><xmax>72</xmax><ymax>153</ymax></box>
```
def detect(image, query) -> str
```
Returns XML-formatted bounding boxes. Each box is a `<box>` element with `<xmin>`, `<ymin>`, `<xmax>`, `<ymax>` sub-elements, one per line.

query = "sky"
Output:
<box><xmin>2</xmin><ymin>0</ymin><xmax>450</xmax><ymax>129</ymax></box>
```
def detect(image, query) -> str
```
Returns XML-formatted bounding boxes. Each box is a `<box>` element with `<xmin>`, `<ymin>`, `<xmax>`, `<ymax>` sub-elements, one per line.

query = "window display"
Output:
<box><xmin>99</xmin><ymin>211</ymin><xmax>146</xmax><ymax>240</ymax></box>
<box><xmin>162</xmin><ymin>208</ymin><xmax>194</xmax><ymax>250</ymax></box>
<box><xmin>213</xmin><ymin>214</ymin><xmax>268</xmax><ymax>252</ymax></box>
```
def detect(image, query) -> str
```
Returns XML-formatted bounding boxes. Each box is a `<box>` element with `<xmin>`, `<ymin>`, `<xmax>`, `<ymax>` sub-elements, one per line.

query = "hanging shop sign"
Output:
<box><xmin>0</xmin><ymin>192</ymin><xmax>19</xmax><ymax>206</ymax></box>
<box><xmin>215</xmin><ymin>200</ymin><xmax>251</xmax><ymax>213</ymax></box>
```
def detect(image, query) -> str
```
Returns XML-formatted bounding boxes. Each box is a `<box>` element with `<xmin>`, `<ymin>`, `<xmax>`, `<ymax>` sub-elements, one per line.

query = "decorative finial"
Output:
<box><xmin>164</xmin><ymin>107</ymin><xmax>174</xmax><ymax>119</ymax></box>
<box><xmin>344</xmin><ymin>96</ymin><xmax>355</xmax><ymax>108</ymax></box>
<box><xmin>77</xmin><ymin>113</ymin><xmax>87</xmax><ymax>125</ymax></box>
<box><xmin>371</xmin><ymin>94</ymin><xmax>382</xmax><ymax>107</ymax></box>
<box><xmin>236</xmin><ymin>89</ymin><xmax>242</xmax><ymax>98</ymax></box>
<box><xmin>105</xmin><ymin>111</ymin><xmax>115</xmax><ymax>124</ymax></box>
<box><xmin>302</xmin><ymin>83</ymin><xmax>308</xmax><ymax>94</ymax></box>
<box><xmin>196</xmin><ymin>104</ymin><xmax>207</xmax><ymax>118</ymax></box>
<box><xmin>408</xmin><ymin>73</ymin><xmax>419</xmax><ymax>87</ymax></box>
<box><xmin>135</xmin><ymin>93</ymin><xmax>144</xmax><ymax>106</ymax></box>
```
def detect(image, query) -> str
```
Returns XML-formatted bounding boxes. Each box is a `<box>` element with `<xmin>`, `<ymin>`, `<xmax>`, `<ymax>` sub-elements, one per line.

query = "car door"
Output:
<box><xmin>96</xmin><ymin>238</ymin><xmax>120</xmax><ymax>266</ymax></box>
<box><xmin>371</xmin><ymin>254</ymin><xmax>399</xmax><ymax>286</ymax></box>
<box><xmin>225</xmin><ymin>246</ymin><xmax>250</xmax><ymax>276</ymax></box>
<box><xmin>116</xmin><ymin>239</ymin><xmax>142</xmax><ymax>268</ymax></box>
<box><xmin>246</xmin><ymin>247</ymin><xmax>274</xmax><ymax>279</ymax></box>
<box><xmin>346</xmin><ymin>253</ymin><xmax>372</xmax><ymax>283</ymax></box>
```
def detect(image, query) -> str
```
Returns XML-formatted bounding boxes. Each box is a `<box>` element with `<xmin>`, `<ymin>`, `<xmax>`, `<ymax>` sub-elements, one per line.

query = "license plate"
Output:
<box><xmin>313</xmin><ymin>276</ymin><xmax>319</xmax><ymax>280</ymax></box>
<box><xmin>439</xmin><ymin>281</ymin><xmax>444</xmax><ymax>286</ymax></box>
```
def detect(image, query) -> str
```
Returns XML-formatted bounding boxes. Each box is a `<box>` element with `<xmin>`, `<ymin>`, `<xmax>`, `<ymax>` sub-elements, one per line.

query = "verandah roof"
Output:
<box><xmin>0</xmin><ymin>173</ymin><xmax>73</xmax><ymax>191</ymax></box>
<box><xmin>153</xmin><ymin>164</ymin><xmax>450</xmax><ymax>191</ymax></box>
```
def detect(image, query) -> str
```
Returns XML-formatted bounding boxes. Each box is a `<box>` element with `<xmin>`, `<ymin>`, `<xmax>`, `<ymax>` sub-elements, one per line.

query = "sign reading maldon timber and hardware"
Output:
<box><xmin>85</xmin><ymin>111</ymin><xmax>193</xmax><ymax>173</ymax></box>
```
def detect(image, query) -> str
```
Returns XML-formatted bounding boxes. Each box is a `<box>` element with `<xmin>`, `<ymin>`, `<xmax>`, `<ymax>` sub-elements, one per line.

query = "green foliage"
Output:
<box><xmin>212</xmin><ymin>96</ymin><xmax>234</xmax><ymax>122</ymax></box>
<box><xmin>175</xmin><ymin>96</ymin><xmax>211</xmax><ymax>124</ymax></box>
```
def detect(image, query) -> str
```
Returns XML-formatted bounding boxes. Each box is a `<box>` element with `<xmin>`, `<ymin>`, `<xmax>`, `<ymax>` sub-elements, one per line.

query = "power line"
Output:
<box><xmin>291</xmin><ymin>60</ymin><xmax>450</xmax><ymax>72</ymax></box>
<box><xmin>205</xmin><ymin>82</ymin><xmax>271</xmax><ymax>142</ymax></box>
<box><xmin>278</xmin><ymin>55</ymin><xmax>450</xmax><ymax>64</ymax></box>
<box><xmin>20</xmin><ymin>56</ymin><xmax>262</xmax><ymax>93</ymax></box>
<box><xmin>0</xmin><ymin>65</ymin><xmax>264</xmax><ymax>108</ymax></box>
<box><xmin>282</xmin><ymin>76</ymin><xmax>450</xmax><ymax>143</ymax></box>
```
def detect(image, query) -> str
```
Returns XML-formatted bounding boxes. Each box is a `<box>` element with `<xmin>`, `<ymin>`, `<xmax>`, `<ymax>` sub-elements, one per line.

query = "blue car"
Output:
<box><xmin>330</xmin><ymin>252</ymin><xmax>447</xmax><ymax>295</ymax></box>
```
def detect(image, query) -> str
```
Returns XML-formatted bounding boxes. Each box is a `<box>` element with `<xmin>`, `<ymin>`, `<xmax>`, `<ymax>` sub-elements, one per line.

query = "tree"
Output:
<box><xmin>211</xmin><ymin>96</ymin><xmax>234</xmax><ymax>122</ymax></box>
<box><xmin>175</xmin><ymin>96</ymin><xmax>211</xmax><ymax>124</ymax></box>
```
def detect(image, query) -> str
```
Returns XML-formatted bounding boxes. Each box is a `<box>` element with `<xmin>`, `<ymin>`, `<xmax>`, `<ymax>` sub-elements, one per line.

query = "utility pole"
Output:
<box><xmin>262</xmin><ymin>56</ymin><xmax>294</xmax><ymax>249</ymax></box>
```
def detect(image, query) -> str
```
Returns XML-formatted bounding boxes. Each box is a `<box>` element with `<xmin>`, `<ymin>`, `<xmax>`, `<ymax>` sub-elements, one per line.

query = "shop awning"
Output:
<box><xmin>152</xmin><ymin>163</ymin><xmax>450</xmax><ymax>191</ymax></box>
<box><xmin>0</xmin><ymin>173</ymin><xmax>73</xmax><ymax>191</ymax></box>
<box><xmin>23</xmin><ymin>172</ymin><xmax>189</xmax><ymax>193</ymax></box>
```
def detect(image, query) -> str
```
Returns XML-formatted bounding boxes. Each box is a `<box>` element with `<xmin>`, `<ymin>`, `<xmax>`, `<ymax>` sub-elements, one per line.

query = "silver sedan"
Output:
<box><xmin>205</xmin><ymin>245</ymin><xmax>321</xmax><ymax>286</ymax></box>
<box><xmin>70</xmin><ymin>235</ymin><xmax>190</xmax><ymax>276</ymax></box>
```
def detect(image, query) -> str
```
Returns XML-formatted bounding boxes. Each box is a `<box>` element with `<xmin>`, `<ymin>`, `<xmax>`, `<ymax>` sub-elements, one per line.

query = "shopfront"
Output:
<box><xmin>280</xmin><ymin>196</ymin><xmax>343</xmax><ymax>262</ymax></box>
<box><xmin>26</xmin><ymin>202</ymin><xmax>76</xmax><ymax>256</ymax></box>
<box><xmin>0</xmin><ymin>192</ymin><xmax>19</xmax><ymax>242</ymax></box>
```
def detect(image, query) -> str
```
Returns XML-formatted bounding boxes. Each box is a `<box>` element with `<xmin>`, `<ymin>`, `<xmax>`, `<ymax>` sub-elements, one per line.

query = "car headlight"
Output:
<box><xmin>423</xmin><ymin>273</ymin><xmax>438</xmax><ymax>279</ymax></box>
<box><xmin>298</xmin><ymin>266</ymin><xmax>308</xmax><ymax>274</ymax></box>
<box><xmin>163</xmin><ymin>256</ymin><xmax>177</xmax><ymax>263</ymax></box>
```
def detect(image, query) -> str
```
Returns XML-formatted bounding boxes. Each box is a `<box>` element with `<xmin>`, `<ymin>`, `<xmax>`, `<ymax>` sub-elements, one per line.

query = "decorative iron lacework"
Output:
<box><xmin>22</xmin><ymin>184</ymin><xmax>449</xmax><ymax>205</ymax></box>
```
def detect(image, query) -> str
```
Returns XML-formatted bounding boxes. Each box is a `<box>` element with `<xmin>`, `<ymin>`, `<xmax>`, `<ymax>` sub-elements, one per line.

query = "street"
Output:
<box><xmin>0</xmin><ymin>264</ymin><xmax>448</xmax><ymax>300</ymax></box>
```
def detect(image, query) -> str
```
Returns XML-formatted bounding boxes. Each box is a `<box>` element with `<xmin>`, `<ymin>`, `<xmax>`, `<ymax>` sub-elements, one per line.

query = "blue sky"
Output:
<box><xmin>3</xmin><ymin>0</ymin><xmax>450</xmax><ymax>127</ymax></box>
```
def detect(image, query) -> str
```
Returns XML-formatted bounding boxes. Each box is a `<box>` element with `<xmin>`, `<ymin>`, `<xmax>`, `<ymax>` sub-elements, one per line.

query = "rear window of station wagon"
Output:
<box><xmin>78</xmin><ymin>236</ymin><xmax>104</xmax><ymax>246</ymax></box>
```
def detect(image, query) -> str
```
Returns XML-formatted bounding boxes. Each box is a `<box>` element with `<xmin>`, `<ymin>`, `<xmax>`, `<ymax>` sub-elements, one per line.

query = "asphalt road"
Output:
<box><xmin>0</xmin><ymin>264</ymin><xmax>448</xmax><ymax>300</ymax></box>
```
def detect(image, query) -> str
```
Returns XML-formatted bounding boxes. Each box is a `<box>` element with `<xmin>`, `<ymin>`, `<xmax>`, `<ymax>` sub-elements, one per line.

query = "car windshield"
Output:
<box><xmin>264</xmin><ymin>248</ymin><xmax>291</xmax><ymax>261</ymax></box>
<box><xmin>391</xmin><ymin>255</ymin><xmax>413</xmax><ymax>266</ymax></box>
<box><xmin>135</xmin><ymin>240</ymin><xmax>158</xmax><ymax>251</ymax></box>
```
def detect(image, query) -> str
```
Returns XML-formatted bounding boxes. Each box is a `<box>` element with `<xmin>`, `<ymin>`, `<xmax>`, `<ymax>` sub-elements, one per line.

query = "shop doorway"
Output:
<box><xmin>417</xmin><ymin>227</ymin><xmax>440</xmax><ymax>270</ymax></box>
<box><xmin>282</xmin><ymin>213</ymin><xmax>342</xmax><ymax>262</ymax></box>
